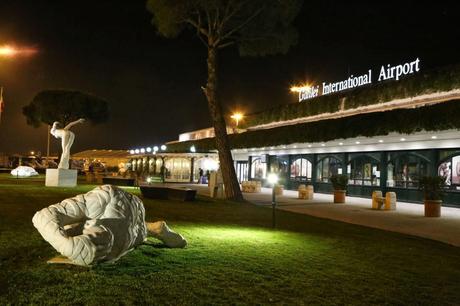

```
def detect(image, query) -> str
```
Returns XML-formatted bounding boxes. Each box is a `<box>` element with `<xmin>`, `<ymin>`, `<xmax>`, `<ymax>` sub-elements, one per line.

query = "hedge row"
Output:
<box><xmin>241</xmin><ymin>64</ymin><xmax>460</xmax><ymax>128</ymax></box>
<box><xmin>166</xmin><ymin>99</ymin><xmax>460</xmax><ymax>153</ymax></box>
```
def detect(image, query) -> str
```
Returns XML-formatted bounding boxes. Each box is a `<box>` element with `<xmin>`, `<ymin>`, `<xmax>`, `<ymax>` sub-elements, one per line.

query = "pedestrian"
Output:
<box><xmin>198</xmin><ymin>168</ymin><xmax>204</xmax><ymax>183</ymax></box>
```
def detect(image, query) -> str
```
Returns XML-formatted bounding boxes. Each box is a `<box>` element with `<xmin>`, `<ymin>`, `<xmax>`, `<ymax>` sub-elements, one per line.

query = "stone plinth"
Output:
<box><xmin>46</xmin><ymin>169</ymin><xmax>78</xmax><ymax>187</ymax></box>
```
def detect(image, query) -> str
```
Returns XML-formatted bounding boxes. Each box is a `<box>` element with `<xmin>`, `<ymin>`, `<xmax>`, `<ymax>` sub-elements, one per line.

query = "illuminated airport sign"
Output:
<box><xmin>292</xmin><ymin>58</ymin><xmax>421</xmax><ymax>102</ymax></box>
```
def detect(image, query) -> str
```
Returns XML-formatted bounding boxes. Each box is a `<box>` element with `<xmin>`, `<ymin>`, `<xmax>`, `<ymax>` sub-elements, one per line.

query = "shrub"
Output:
<box><xmin>330</xmin><ymin>174</ymin><xmax>349</xmax><ymax>191</ymax></box>
<box><xmin>419</xmin><ymin>176</ymin><xmax>446</xmax><ymax>201</ymax></box>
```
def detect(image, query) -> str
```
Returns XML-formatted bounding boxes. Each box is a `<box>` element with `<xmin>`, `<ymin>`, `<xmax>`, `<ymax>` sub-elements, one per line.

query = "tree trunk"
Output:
<box><xmin>204</xmin><ymin>46</ymin><xmax>243</xmax><ymax>201</ymax></box>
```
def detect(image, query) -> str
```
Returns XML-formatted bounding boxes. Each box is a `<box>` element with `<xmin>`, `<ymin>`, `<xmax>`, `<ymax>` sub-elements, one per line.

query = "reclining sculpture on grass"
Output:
<box><xmin>32</xmin><ymin>185</ymin><xmax>186</xmax><ymax>266</ymax></box>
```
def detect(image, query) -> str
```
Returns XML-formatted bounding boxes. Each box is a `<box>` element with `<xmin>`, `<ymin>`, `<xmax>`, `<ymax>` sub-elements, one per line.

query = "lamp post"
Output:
<box><xmin>267</xmin><ymin>173</ymin><xmax>279</xmax><ymax>228</ymax></box>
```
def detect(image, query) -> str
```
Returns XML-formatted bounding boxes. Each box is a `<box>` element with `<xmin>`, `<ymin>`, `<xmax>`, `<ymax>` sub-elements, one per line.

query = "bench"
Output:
<box><xmin>102</xmin><ymin>177</ymin><xmax>136</xmax><ymax>186</ymax></box>
<box><xmin>241</xmin><ymin>181</ymin><xmax>261</xmax><ymax>193</ymax></box>
<box><xmin>298</xmin><ymin>184</ymin><xmax>314</xmax><ymax>200</ymax></box>
<box><xmin>140</xmin><ymin>185</ymin><xmax>197</xmax><ymax>201</ymax></box>
<box><xmin>372</xmin><ymin>191</ymin><xmax>396</xmax><ymax>210</ymax></box>
<box><xmin>274</xmin><ymin>184</ymin><xmax>284</xmax><ymax>196</ymax></box>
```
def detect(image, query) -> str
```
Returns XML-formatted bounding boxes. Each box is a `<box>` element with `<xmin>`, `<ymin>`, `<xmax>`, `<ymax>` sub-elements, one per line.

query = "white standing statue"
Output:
<box><xmin>50</xmin><ymin>118</ymin><xmax>85</xmax><ymax>169</ymax></box>
<box><xmin>32</xmin><ymin>185</ymin><xmax>187</xmax><ymax>266</ymax></box>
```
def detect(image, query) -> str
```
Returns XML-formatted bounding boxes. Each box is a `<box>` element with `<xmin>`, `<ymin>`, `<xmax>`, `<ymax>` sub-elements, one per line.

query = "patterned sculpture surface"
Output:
<box><xmin>11</xmin><ymin>166</ymin><xmax>38</xmax><ymax>177</ymax></box>
<box><xmin>32</xmin><ymin>185</ymin><xmax>186</xmax><ymax>266</ymax></box>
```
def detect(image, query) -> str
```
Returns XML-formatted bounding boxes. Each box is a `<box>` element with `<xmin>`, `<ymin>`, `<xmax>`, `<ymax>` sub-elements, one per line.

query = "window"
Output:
<box><xmin>290</xmin><ymin>158</ymin><xmax>312</xmax><ymax>181</ymax></box>
<box><xmin>164</xmin><ymin>158</ymin><xmax>191</xmax><ymax>181</ymax></box>
<box><xmin>387</xmin><ymin>153</ymin><xmax>429</xmax><ymax>188</ymax></box>
<box><xmin>155</xmin><ymin>158</ymin><xmax>163</xmax><ymax>175</ymax></box>
<box><xmin>317</xmin><ymin>156</ymin><xmax>342</xmax><ymax>182</ymax></box>
<box><xmin>348</xmin><ymin>156</ymin><xmax>380</xmax><ymax>186</ymax></box>
<box><xmin>438</xmin><ymin>154</ymin><xmax>460</xmax><ymax>187</ymax></box>
<box><xmin>452</xmin><ymin>156</ymin><xmax>460</xmax><ymax>186</ymax></box>
<box><xmin>251</xmin><ymin>157</ymin><xmax>266</xmax><ymax>179</ymax></box>
<box><xmin>149</xmin><ymin>158</ymin><xmax>155</xmax><ymax>173</ymax></box>
<box><xmin>270</xmin><ymin>155</ymin><xmax>289</xmax><ymax>177</ymax></box>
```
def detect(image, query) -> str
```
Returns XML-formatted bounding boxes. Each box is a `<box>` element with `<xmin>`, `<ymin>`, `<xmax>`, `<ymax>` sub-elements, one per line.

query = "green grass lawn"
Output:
<box><xmin>1</xmin><ymin>174</ymin><xmax>459</xmax><ymax>305</ymax></box>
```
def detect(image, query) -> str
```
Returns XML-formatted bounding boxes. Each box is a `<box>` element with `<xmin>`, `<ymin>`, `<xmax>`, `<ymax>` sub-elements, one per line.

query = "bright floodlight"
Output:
<box><xmin>161</xmin><ymin>145</ymin><xmax>167</xmax><ymax>151</ymax></box>
<box><xmin>146</xmin><ymin>147</ymin><xmax>152</xmax><ymax>153</ymax></box>
<box><xmin>190</xmin><ymin>145</ymin><xmax>196</xmax><ymax>153</ymax></box>
<box><xmin>290</xmin><ymin>84</ymin><xmax>310</xmax><ymax>92</ymax></box>
<box><xmin>231</xmin><ymin>112</ymin><xmax>244</xmax><ymax>127</ymax></box>
<box><xmin>0</xmin><ymin>45</ymin><xmax>37</xmax><ymax>57</ymax></box>
<box><xmin>0</xmin><ymin>45</ymin><xmax>17</xmax><ymax>57</ymax></box>
<box><xmin>267</xmin><ymin>173</ymin><xmax>279</xmax><ymax>185</ymax></box>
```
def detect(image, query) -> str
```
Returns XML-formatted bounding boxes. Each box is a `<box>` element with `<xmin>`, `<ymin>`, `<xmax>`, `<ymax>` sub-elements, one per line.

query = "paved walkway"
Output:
<box><xmin>167</xmin><ymin>183</ymin><xmax>460</xmax><ymax>247</ymax></box>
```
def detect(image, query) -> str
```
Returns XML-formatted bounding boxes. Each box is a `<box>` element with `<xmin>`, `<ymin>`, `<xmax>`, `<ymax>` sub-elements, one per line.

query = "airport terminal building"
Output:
<box><xmin>129</xmin><ymin>62</ymin><xmax>460</xmax><ymax>206</ymax></box>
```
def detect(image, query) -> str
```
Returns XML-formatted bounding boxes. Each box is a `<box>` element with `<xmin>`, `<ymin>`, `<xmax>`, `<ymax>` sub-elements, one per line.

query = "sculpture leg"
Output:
<box><xmin>58</xmin><ymin>132</ymin><xmax>74</xmax><ymax>169</ymax></box>
<box><xmin>146</xmin><ymin>221</ymin><xmax>187</xmax><ymax>248</ymax></box>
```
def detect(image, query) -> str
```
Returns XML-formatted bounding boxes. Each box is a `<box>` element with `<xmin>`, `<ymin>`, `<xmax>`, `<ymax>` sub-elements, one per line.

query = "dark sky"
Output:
<box><xmin>0</xmin><ymin>0</ymin><xmax>459</xmax><ymax>155</ymax></box>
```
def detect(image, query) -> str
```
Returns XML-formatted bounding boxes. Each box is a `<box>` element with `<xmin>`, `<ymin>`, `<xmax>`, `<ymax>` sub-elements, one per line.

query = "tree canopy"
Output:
<box><xmin>23</xmin><ymin>90</ymin><xmax>110</xmax><ymax>128</ymax></box>
<box><xmin>146</xmin><ymin>0</ymin><xmax>303</xmax><ymax>201</ymax></box>
<box><xmin>146</xmin><ymin>0</ymin><xmax>303</xmax><ymax>55</ymax></box>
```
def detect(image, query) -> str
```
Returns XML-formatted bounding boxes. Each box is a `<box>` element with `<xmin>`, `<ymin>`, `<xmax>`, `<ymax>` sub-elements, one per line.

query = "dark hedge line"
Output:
<box><xmin>242</xmin><ymin>64</ymin><xmax>460</xmax><ymax>128</ymax></box>
<box><xmin>166</xmin><ymin>99</ymin><xmax>460</xmax><ymax>153</ymax></box>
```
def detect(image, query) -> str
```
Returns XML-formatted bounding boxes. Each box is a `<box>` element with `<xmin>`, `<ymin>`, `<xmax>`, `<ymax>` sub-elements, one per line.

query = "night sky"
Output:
<box><xmin>0</xmin><ymin>1</ymin><xmax>459</xmax><ymax>155</ymax></box>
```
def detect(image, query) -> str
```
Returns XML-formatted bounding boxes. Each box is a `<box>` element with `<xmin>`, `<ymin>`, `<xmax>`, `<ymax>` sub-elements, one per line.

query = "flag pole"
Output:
<box><xmin>0</xmin><ymin>86</ymin><xmax>3</xmax><ymax>124</ymax></box>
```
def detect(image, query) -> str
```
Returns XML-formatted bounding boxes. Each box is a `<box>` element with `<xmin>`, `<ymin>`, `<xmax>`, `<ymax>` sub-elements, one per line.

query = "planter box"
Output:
<box><xmin>424</xmin><ymin>200</ymin><xmax>442</xmax><ymax>217</ymax></box>
<box><xmin>140</xmin><ymin>186</ymin><xmax>197</xmax><ymax>201</ymax></box>
<box><xmin>333</xmin><ymin>190</ymin><xmax>346</xmax><ymax>203</ymax></box>
<box><xmin>102</xmin><ymin>177</ymin><xmax>135</xmax><ymax>186</ymax></box>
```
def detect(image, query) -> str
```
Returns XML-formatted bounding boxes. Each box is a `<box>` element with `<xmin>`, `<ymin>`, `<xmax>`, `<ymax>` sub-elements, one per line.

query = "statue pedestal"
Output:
<box><xmin>46</xmin><ymin>169</ymin><xmax>78</xmax><ymax>187</ymax></box>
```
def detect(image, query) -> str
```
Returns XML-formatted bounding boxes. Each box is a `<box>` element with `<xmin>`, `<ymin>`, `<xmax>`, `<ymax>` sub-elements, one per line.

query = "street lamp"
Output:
<box><xmin>0</xmin><ymin>45</ymin><xmax>37</xmax><ymax>58</ymax></box>
<box><xmin>230</xmin><ymin>112</ymin><xmax>244</xmax><ymax>127</ymax></box>
<box><xmin>267</xmin><ymin>173</ymin><xmax>279</xmax><ymax>228</ymax></box>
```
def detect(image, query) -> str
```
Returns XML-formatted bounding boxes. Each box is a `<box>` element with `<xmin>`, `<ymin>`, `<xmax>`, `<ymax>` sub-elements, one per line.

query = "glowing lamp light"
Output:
<box><xmin>0</xmin><ymin>45</ymin><xmax>17</xmax><ymax>57</ymax></box>
<box><xmin>400</xmin><ymin>138</ymin><xmax>406</xmax><ymax>142</ymax></box>
<box><xmin>290</xmin><ymin>84</ymin><xmax>310</xmax><ymax>93</ymax></box>
<box><xmin>161</xmin><ymin>145</ymin><xmax>167</xmax><ymax>151</ymax></box>
<box><xmin>203</xmin><ymin>158</ymin><xmax>219</xmax><ymax>171</ymax></box>
<box><xmin>267</xmin><ymin>173</ymin><xmax>279</xmax><ymax>185</ymax></box>
<box><xmin>0</xmin><ymin>45</ymin><xmax>37</xmax><ymax>57</ymax></box>
<box><xmin>190</xmin><ymin>145</ymin><xmax>196</xmax><ymax>153</ymax></box>
<box><xmin>230</xmin><ymin>112</ymin><xmax>244</xmax><ymax>127</ymax></box>
<box><xmin>153</xmin><ymin>146</ymin><xmax>159</xmax><ymax>152</ymax></box>
<box><xmin>134</xmin><ymin>149</ymin><xmax>140</xmax><ymax>154</ymax></box>
<box><xmin>146</xmin><ymin>177</ymin><xmax>152</xmax><ymax>183</ymax></box>
<box><xmin>140</xmin><ymin>148</ymin><xmax>146</xmax><ymax>153</ymax></box>
<box><xmin>129</xmin><ymin>150</ymin><xmax>135</xmax><ymax>154</ymax></box>
<box><xmin>146</xmin><ymin>147</ymin><xmax>152</xmax><ymax>153</ymax></box>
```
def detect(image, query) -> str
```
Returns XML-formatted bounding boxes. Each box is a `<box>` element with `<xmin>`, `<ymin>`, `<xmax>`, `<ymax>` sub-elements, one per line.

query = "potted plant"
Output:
<box><xmin>330</xmin><ymin>174</ymin><xmax>349</xmax><ymax>203</ymax></box>
<box><xmin>419</xmin><ymin>176</ymin><xmax>446</xmax><ymax>217</ymax></box>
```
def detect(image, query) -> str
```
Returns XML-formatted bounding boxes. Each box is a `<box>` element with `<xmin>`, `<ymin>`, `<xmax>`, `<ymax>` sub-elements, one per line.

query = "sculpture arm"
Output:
<box><xmin>64</xmin><ymin>118</ymin><xmax>85</xmax><ymax>130</ymax></box>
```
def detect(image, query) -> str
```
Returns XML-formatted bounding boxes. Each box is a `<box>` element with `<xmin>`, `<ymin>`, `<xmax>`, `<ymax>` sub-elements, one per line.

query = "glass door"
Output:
<box><xmin>236</xmin><ymin>161</ymin><xmax>248</xmax><ymax>183</ymax></box>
